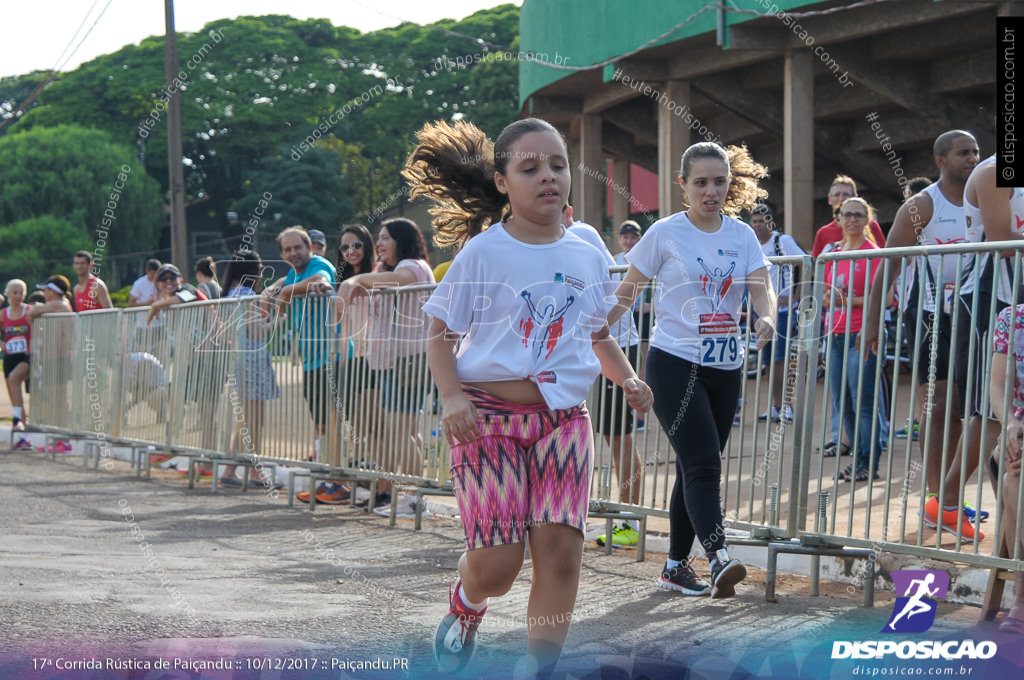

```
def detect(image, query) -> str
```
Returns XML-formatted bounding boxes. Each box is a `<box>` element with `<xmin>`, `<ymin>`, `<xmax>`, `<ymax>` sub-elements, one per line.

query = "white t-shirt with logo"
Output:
<box><xmin>567</xmin><ymin>222</ymin><xmax>639</xmax><ymax>348</ymax></box>
<box><xmin>627</xmin><ymin>212</ymin><xmax>770</xmax><ymax>369</ymax></box>
<box><xmin>422</xmin><ymin>223</ymin><xmax>615</xmax><ymax>409</ymax></box>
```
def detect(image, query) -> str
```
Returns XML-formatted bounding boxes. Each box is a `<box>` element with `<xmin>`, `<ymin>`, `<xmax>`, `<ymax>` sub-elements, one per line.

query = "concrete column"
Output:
<box><xmin>784</xmin><ymin>50</ymin><xmax>814</xmax><ymax>247</ymax></box>
<box><xmin>612</xmin><ymin>158</ymin><xmax>631</xmax><ymax>243</ymax></box>
<box><xmin>658</xmin><ymin>80</ymin><xmax>690</xmax><ymax>218</ymax></box>
<box><xmin>579</xmin><ymin>114</ymin><xmax>604</xmax><ymax>227</ymax></box>
<box><xmin>570</xmin><ymin>128</ymin><xmax>583</xmax><ymax>210</ymax></box>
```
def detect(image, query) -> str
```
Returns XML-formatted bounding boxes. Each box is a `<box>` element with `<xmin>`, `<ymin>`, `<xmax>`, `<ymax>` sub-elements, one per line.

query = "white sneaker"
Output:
<box><xmin>758</xmin><ymin>406</ymin><xmax>781</xmax><ymax>422</ymax></box>
<box><xmin>782</xmin><ymin>405</ymin><xmax>794</xmax><ymax>423</ymax></box>
<box><xmin>375</xmin><ymin>494</ymin><xmax>421</xmax><ymax>518</ymax></box>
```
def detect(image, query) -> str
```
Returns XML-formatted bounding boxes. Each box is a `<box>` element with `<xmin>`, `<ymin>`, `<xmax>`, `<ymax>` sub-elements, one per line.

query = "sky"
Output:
<box><xmin>0</xmin><ymin>0</ymin><xmax>524</xmax><ymax>79</ymax></box>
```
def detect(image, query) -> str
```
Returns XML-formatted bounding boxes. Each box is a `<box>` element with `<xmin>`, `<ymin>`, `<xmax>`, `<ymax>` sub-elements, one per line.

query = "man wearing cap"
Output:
<box><xmin>26</xmin><ymin>276</ymin><xmax>74</xmax><ymax>451</ymax></box>
<box><xmin>146</xmin><ymin>264</ymin><xmax>208</xmax><ymax>325</ymax></box>
<box><xmin>308</xmin><ymin>229</ymin><xmax>328</xmax><ymax>258</ymax></box>
<box><xmin>146</xmin><ymin>264</ymin><xmax>218</xmax><ymax>452</ymax></box>
<box><xmin>616</xmin><ymin>220</ymin><xmax>652</xmax><ymax>394</ymax></box>
<box><xmin>27</xmin><ymin>276</ymin><xmax>73</xmax><ymax>320</ymax></box>
<box><xmin>129</xmin><ymin>259</ymin><xmax>161</xmax><ymax>308</ymax></box>
<box><xmin>750</xmin><ymin>204</ymin><xmax>805</xmax><ymax>423</ymax></box>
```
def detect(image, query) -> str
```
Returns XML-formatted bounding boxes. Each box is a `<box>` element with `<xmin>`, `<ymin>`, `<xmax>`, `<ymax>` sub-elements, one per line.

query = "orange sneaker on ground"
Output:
<box><xmin>922</xmin><ymin>496</ymin><xmax>984</xmax><ymax>543</ymax></box>
<box><xmin>297</xmin><ymin>482</ymin><xmax>330</xmax><ymax>503</ymax></box>
<box><xmin>316</xmin><ymin>482</ymin><xmax>350</xmax><ymax>504</ymax></box>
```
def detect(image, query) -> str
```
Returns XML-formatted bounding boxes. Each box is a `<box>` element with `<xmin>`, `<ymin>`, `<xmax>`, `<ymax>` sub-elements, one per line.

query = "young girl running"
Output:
<box><xmin>611</xmin><ymin>142</ymin><xmax>776</xmax><ymax>598</ymax></box>
<box><xmin>409</xmin><ymin>118</ymin><xmax>652</xmax><ymax>674</ymax></box>
<box><xmin>3</xmin><ymin>279</ymin><xmax>32</xmax><ymax>443</ymax></box>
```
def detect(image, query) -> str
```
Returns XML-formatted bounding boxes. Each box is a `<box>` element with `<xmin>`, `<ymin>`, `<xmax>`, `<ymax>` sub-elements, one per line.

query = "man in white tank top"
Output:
<box><xmin>863</xmin><ymin>131</ymin><xmax>979</xmax><ymax>516</ymax></box>
<box><xmin>926</xmin><ymin>150</ymin><xmax>1024</xmax><ymax>542</ymax></box>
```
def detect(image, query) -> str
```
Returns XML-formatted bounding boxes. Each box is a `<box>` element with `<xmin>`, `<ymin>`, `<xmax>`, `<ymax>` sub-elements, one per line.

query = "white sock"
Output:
<box><xmin>12</xmin><ymin>407</ymin><xmax>22</xmax><ymax>419</ymax></box>
<box><xmin>624</xmin><ymin>520</ymin><xmax>638</xmax><ymax>531</ymax></box>
<box><xmin>666</xmin><ymin>558</ymin><xmax>682</xmax><ymax>569</ymax></box>
<box><xmin>458</xmin><ymin>582</ymin><xmax>488</xmax><ymax>611</ymax></box>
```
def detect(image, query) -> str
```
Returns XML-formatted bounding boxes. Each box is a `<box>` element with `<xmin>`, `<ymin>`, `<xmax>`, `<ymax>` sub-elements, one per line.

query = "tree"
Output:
<box><xmin>235</xmin><ymin>145</ymin><xmax>354</xmax><ymax>244</ymax></box>
<box><xmin>0</xmin><ymin>71</ymin><xmax>54</xmax><ymax>133</ymax></box>
<box><xmin>7</xmin><ymin>7</ymin><xmax>522</xmax><ymax>238</ymax></box>
<box><xmin>0</xmin><ymin>125</ymin><xmax>164</xmax><ymax>287</ymax></box>
<box><xmin>0</xmin><ymin>215</ymin><xmax>91</xmax><ymax>289</ymax></box>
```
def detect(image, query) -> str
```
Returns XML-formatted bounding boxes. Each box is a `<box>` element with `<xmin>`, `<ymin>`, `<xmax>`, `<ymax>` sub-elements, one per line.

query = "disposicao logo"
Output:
<box><xmin>830</xmin><ymin>570</ymin><xmax>997</xmax><ymax>661</ymax></box>
<box><xmin>884</xmin><ymin>569</ymin><xmax>948</xmax><ymax>634</ymax></box>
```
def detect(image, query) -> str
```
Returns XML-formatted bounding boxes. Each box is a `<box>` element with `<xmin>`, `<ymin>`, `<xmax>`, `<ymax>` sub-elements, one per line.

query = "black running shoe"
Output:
<box><xmin>658</xmin><ymin>560</ymin><xmax>711</xmax><ymax>596</ymax></box>
<box><xmin>354</xmin><ymin>491</ymin><xmax>390</xmax><ymax>509</ymax></box>
<box><xmin>710</xmin><ymin>548</ymin><xmax>746</xmax><ymax>599</ymax></box>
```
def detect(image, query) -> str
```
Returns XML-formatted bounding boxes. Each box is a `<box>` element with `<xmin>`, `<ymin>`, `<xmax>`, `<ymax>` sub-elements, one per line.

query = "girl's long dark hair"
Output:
<box><xmin>222</xmin><ymin>250</ymin><xmax>264</xmax><ymax>295</ymax></box>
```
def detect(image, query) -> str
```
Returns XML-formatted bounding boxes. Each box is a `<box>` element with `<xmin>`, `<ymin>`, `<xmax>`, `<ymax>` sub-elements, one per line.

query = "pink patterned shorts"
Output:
<box><xmin>450</xmin><ymin>386</ymin><xmax>593</xmax><ymax>550</ymax></box>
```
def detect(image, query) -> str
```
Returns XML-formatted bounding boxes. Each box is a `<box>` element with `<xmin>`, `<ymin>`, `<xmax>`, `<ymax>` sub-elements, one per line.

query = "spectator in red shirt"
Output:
<box><xmin>72</xmin><ymin>251</ymin><xmax>112</xmax><ymax>311</ymax></box>
<box><xmin>812</xmin><ymin>175</ymin><xmax>886</xmax><ymax>257</ymax></box>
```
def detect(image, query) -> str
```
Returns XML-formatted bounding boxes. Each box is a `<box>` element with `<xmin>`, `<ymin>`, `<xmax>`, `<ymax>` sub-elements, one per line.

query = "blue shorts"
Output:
<box><xmin>760</xmin><ymin>309</ymin><xmax>794</xmax><ymax>365</ymax></box>
<box><xmin>377</xmin><ymin>354</ymin><xmax>429</xmax><ymax>413</ymax></box>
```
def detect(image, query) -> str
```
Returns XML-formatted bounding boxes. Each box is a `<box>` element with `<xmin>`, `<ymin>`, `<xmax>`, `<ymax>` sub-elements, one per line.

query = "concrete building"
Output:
<box><xmin>518</xmin><ymin>0</ymin><xmax>1009</xmax><ymax>248</ymax></box>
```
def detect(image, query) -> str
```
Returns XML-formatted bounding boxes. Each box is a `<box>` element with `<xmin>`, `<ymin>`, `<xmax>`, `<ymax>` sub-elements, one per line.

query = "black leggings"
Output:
<box><xmin>646</xmin><ymin>348</ymin><xmax>742</xmax><ymax>562</ymax></box>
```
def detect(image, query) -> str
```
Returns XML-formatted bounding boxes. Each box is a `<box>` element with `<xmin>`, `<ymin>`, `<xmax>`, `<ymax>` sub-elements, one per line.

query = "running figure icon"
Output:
<box><xmin>888</xmin><ymin>573</ymin><xmax>939</xmax><ymax>631</ymax></box>
<box><xmin>519</xmin><ymin>290</ymin><xmax>575</xmax><ymax>359</ymax></box>
<box><xmin>696</xmin><ymin>258</ymin><xmax>736</xmax><ymax>309</ymax></box>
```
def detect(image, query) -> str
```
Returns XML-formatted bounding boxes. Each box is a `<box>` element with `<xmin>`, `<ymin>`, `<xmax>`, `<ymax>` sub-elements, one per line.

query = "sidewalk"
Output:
<box><xmin>0</xmin><ymin>450</ymin><xmax>1019</xmax><ymax>679</ymax></box>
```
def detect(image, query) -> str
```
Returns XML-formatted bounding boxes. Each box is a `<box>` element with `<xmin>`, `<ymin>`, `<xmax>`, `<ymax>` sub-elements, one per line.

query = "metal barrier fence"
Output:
<box><xmin>24</xmin><ymin>245</ymin><xmax>1024</xmax><ymax>577</ymax></box>
<box><xmin>806</xmin><ymin>240</ymin><xmax>1024</xmax><ymax>574</ymax></box>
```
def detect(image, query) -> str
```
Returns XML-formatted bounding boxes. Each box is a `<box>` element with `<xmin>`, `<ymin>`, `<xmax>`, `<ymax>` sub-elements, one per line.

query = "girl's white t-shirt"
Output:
<box><xmin>422</xmin><ymin>223</ymin><xmax>615</xmax><ymax>409</ymax></box>
<box><xmin>627</xmin><ymin>212</ymin><xmax>770</xmax><ymax>369</ymax></box>
<box><xmin>567</xmin><ymin>221</ymin><xmax>639</xmax><ymax>348</ymax></box>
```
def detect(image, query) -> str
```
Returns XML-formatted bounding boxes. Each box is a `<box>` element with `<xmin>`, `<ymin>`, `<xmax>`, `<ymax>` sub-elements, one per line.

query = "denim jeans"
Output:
<box><xmin>827</xmin><ymin>331</ymin><xmax>883</xmax><ymax>471</ymax></box>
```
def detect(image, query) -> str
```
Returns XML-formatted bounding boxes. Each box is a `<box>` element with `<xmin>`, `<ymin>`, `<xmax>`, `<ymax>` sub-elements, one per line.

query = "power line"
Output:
<box><xmin>54</xmin><ymin>0</ymin><xmax>116</xmax><ymax>73</ymax></box>
<box><xmin>48</xmin><ymin>0</ymin><xmax>103</xmax><ymax>73</ymax></box>
<box><xmin>0</xmin><ymin>0</ymin><xmax>116</xmax><ymax>132</ymax></box>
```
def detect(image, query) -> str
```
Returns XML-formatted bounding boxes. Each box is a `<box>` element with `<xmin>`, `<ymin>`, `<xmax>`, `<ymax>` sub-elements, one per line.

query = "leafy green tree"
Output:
<box><xmin>235</xmin><ymin>145</ymin><xmax>354</xmax><ymax>241</ymax></box>
<box><xmin>8</xmin><ymin>7</ymin><xmax>521</xmax><ymax>237</ymax></box>
<box><xmin>0</xmin><ymin>124</ymin><xmax>163</xmax><ymax>287</ymax></box>
<box><xmin>0</xmin><ymin>71</ymin><xmax>54</xmax><ymax>132</ymax></box>
<box><xmin>0</xmin><ymin>215</ymin><xmax>91</xmax><ymax>289</ymax></box>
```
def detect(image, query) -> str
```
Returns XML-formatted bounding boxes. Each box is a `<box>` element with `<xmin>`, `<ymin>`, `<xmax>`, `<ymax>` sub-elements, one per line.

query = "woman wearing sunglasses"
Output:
<box><xmin>822</xmin><ymin>197</ymin><xmax>885</xmax><ymax>482</ymax></box>
<box><xmin>297</xmin><ymin>225</ymin><xmax>379</xmax><ymax>504</ymax></box>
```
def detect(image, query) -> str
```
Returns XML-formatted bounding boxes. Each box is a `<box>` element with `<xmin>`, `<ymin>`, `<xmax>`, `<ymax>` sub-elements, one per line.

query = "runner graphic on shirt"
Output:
<box><xmin>519</xmin><ymin>291</ymin><xmax>575</xmax><ymax>360</ymax></box>
<box><xmin>697</xmin><ymin>258</ymin><xmax>737</xmax><ymax>309</ymax></box>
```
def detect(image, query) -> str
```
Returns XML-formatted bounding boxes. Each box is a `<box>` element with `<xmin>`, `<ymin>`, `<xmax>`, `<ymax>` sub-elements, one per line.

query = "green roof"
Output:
<box><xmin>519</xmin><ymin>0</ymin><xmax>824</xmax><ymax>105</ymax></box>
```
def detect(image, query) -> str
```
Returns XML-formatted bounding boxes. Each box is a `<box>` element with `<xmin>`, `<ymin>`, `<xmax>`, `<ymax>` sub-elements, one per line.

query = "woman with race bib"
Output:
<box><xmin>3</xmin><ymin>279</ymin><xmax>32</xmax><ymax>440</ymax></box>
<box><xmin>610</xmin><ymin>142</ymin><xmax>776</xmax><ymax>598</ymax></box>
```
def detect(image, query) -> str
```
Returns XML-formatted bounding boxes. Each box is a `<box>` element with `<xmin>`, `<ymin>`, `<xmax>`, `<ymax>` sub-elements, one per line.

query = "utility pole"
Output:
<box><xmin>164</xmin><ymin>0</ymin><xmax>188</xmax><ymax>272</ymax></box>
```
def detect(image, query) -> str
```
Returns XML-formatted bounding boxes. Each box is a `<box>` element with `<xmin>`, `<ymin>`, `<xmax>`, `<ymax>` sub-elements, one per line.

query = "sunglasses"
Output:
<box><xmin>158</xmin><ymin>275</ymin><xmax>179</xmax><ymax>282</ymax></box>
<box><xmin>841</xmin><ymin>212</ymin><xmax>867</xmax><ymax>220</ymax></box>
<box><xmin>340</xmin><ymin>242</ymin><xmax>364</xmax><ymax>253</ymax></box>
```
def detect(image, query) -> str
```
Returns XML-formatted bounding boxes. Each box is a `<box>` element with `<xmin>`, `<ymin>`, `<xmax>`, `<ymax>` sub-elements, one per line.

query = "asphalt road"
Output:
<box><xmin>0</xmin><ymin>451</ymin><xmax>1018</xmax><ymax>680</ymax></box>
